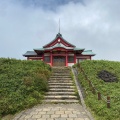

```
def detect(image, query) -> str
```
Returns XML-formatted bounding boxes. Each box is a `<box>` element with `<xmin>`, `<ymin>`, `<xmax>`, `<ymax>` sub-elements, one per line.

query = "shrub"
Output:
<box><xmin>75</xmin><ymin>60</ymin><xmax>120</xmax><ymax>120</ymax></box>
<box><xmin>0</xmin><ymin>58</ymin><xmax>51</xmax><ymax>117</ymax></box>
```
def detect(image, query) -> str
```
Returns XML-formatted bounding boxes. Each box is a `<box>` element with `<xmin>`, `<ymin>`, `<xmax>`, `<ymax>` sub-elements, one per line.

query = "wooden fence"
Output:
<box><xmin>75</xmin><ymin>63</ymin><xmax>111</xmax><ymax>108</ymax></box>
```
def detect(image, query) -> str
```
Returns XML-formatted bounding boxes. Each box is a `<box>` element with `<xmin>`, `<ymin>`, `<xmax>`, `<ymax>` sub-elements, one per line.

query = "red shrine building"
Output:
<box><xmin>23</xmin><ymin>33</ymin><xmax>95</xmax><ymax>66</ymax></box>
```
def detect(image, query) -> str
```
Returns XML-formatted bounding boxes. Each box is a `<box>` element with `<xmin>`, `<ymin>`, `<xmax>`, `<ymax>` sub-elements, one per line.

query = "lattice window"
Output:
<box><xmin>44</xmin><ymin>56</ymin><xmax>50</xmax><ymax>63</ymax></box>
<box><xmin>68</xmin><ymin>56</ymin><xmax>74</xmax><ymax>63</ymax></box>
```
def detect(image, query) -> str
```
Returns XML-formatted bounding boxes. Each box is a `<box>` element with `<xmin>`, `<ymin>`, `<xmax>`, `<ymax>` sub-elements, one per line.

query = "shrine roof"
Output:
<box><xmin>34</xmin><ymin>46</ymin><xmax>84</xmax><ymax>51</ymax></box>
<box><xmin>74</xmin><ymin>48</ymin><xmax>84</xmax><ymax>51</ymax></box>
<box><xmin>43</xmin><ymin>33</ymin><xmax>75</xmax><ymax>48</ymax></box>
<box><xmin>47</xmin><ymin>43</ymin><xmax>74</xmax><ymax>50</ymax></box>
<box><xmin>23</xmin><ymin>50</ymin><xmax>96</xmax><ymax>56</ymax></box>
<box><xmin>23</xmin><ymin>51</ymin><xmax>37</xmax><ymax>56</ymax></box>
<box><xmin>82</xmin><ymin>50</ymin><xmax>96</xmax><ymax>56</ymax></box>
<box><xmin>33</xmin><ymin>48</ymin><xmax>44</xmax><ymax>51</ymax></box>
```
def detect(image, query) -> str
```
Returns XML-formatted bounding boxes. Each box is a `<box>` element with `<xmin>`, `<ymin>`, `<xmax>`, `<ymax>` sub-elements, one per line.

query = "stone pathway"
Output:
<box><xmin>13</xmin><ymin>103</ymin><xmax>91</xmax><ymax>120</ymax></box>
<box><xmin>12</xmin><ymin>67</ymin><xmax>93</xmax><ymax>120</ymax></box>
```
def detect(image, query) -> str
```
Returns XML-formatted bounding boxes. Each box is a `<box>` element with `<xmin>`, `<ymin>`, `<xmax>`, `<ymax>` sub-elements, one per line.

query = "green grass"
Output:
<box><xmin>0</xmin><ymin>58</ymin><xmax>51</xmax><ymax>118</ymax></box>
<box><xmin>70</xmin><ymin>69</ymin><xmax>80</xmax><ymax>101</ymax></box>
<box><xmin>74</xmin><ymin>60</ymin><xmax>120</xmax><ymax>120</ymax></box>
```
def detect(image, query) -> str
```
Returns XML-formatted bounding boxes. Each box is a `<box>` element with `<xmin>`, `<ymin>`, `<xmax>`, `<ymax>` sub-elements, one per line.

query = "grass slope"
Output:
<box><xmin>75</xmin><ymin>60</ymin><xmax>120</xmax><ymax>120</ymax></box>
<box><xmin>0</xmin><ymin>58</ymin><xmax>51</xmax><ymax>118</ymax></box>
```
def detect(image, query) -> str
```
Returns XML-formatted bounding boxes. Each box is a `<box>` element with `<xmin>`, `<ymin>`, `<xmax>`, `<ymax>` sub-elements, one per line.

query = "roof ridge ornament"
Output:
<box><xmin>56</xmin><ymin>33</ymin><xmax>62</xmax><ymax>37</ymax></box>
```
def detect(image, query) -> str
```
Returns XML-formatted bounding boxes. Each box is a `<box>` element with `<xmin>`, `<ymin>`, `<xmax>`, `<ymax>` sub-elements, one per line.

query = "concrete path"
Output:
<box><xmin>13</xmin><ymin>103</ymin><xmax>91</xmax><ymax>120</ymax></box>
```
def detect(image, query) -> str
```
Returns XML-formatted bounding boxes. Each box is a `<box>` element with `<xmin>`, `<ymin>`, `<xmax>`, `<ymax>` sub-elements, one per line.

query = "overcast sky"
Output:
<box><xmin>0</xmin><ymin>0</ymin><xmax>120</xmax><ymax>61</ymax></box>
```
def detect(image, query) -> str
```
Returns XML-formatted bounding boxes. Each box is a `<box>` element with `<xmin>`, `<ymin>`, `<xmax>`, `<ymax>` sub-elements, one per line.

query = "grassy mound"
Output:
<box><xmin>75</xmin><ymin>60</ymin><xmax>120</xmax><ymax>120</ymax></box>
<box><xmin>0</xmin><ymin>58</ymin><xmax>51</xmax><ymax>117</ymax></box>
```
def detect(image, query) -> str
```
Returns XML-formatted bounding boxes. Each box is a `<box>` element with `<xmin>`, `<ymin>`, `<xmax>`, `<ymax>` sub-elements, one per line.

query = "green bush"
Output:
<box><xmin>0</xmin><ymin>58</ymin><xmax>51</xmax><ymax>117</ymax></box>
<box><xmin>75</xmin><ymin>60</ymin><xmax>120</xmax><ymax>120</ymax></box>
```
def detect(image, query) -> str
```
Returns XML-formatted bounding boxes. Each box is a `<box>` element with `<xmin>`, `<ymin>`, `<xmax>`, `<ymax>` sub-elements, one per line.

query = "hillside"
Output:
<box><xmin>75</xmin><ymin>60</ymin><xmax>120</xmax><ymax>120</ymax></box>
<box><xmin>0</xmin><ymin>58</ymin><xmax>51</xmax><ymax>118</ymax></box>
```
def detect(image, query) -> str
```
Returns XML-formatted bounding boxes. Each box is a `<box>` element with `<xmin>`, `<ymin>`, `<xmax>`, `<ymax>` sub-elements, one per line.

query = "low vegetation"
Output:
<box><xmin>74</xmin><ymin>60</ymin><xmax>120</xmax><ymax>120</ymax></box>
<box><xmin>0</xmin><ymin>58</ymin><xmax>51</xmax><ymax>118</ymax></box>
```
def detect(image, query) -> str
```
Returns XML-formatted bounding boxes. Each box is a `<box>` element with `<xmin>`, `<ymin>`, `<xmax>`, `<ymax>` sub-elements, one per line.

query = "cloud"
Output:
<box><xmin>0</xmin><ymin>0</ymin><xmax>120</xmax><ymax>61</ymax></box>
<box><xmin>12</xmin><ymin>0</ymin><xmax>83</xmax><ymax>10</ymax></box>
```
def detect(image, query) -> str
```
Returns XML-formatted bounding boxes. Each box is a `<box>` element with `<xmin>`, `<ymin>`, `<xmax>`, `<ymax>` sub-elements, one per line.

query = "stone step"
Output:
<box><xmin>50</xmin><ymin>77</ymin><xmax>71</xmax><ymax>79</ymax></box>
<box><xmin>50</xmin><ymin>75</ymin><xmax>71</xmax><ymax>77</ymax></box>
<box><xmin>52</xmin><ymin>73</ymin><xmax>70</xmax><ymax>75</ymax></box>
<box><xmin>44</xmin><ymin>99</ymin><xmax>79</xmax><ymax>103</ymax></box>
<box><xmin>48</xmin><ymin>83</ymin><xmax>73</xmax><ymax>85</ymax></box>
<box><xmin>52</xmin><ymin>74</ymin><xmax>70</xmax><ymax>76</ymax></box>
<box><xmin>52</xmin><ymin>69</ymin><xmax>70</xmax><ymax>71</ymax></box>
<box><xmin>51</xmin><ymin>76</ymin><xmax>71</xmax><ymax>77</ymax></box>
<box><xmin>52</xmin><ymin>67</ymin><xmax>70</xmax><ymax>69</ymax></box>
<box><xmin>44</xmin><ymin>67</ymin><xmax>78</xmax><ymax>103</ymax></box>
<box><xmin>45</xmin><ymin>95</ymin><xmax>77</xmax><ymax>99</ymax></box>
<box><xmin>49</xmin><ymin>78</ymin><xmax>72</xmax><ymax>80</ymax></box>
<box><xmin>49</xmin><ymin>82</ymin><xmax>73</xmax><ymax>84</ymax></box>
<box><xmin>52</xmin><ymin>71</ymin><xmax>70</xmax><ymax>73</ymax></box>
<box><xmin>49</xmin><ymin>88</ymin><xmax>75</xmax><ymax>92</ymax></box>
<box><xmin>46</xmin><ymin>92</ymin><xmax>75</xmax><ymax>95</ymax></box>
<box><xmin>52</xmin><ymin>68</ymin><xmax>70</xmax><ymax>70</ymax></box>
<box><xmin>52</xmin><ymin>69</ymin><xmax>70</xmax><ymax>70</ymax></box>
<box><xmin>49</xmin><ymin>86</ymin><xmax>75</xmax><ymax>89</ymax></box>
<box><xmin>52</xmin><ymin>72</ymin><xmax>70</xmax><ymax>74</ymax></box>
<box><xmin>50</xmin><ymin>76</ymin><xmax>71</xmax><ymax>78</ymax></box>
<box><xmin>48</xmin><ymin>80</ymin><xmax>72</xmax><ymax>82</ymax></box>
<box><xmin>48</xmin><ymin>80</ymin><xmax>73</xmax><ymax>83</ymax></box>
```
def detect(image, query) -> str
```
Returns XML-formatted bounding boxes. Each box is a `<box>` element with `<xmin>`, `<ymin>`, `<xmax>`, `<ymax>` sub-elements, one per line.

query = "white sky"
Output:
<box><xmin>0</xmin><ymin>0</ymin><xmax>120</xmax><ymax>61</ymax></box>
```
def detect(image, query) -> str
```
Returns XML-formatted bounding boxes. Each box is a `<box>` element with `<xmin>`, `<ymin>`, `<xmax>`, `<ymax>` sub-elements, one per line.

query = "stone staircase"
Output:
<box><xmin>44</xmin><ymin>67</ymin><xmax>79</xmax><ymax>103</ymax></box>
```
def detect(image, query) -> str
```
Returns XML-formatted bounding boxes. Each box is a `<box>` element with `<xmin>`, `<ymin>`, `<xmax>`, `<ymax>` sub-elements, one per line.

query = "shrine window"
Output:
<box><xmin>68</xmin><ymin>56</ymin><xmax>74</xmax><ymax>63</ymax></box>
<box><xmin>44</xmin><ymin>56</ymin><xmax>50</xmax><ymax>63</ymax></box>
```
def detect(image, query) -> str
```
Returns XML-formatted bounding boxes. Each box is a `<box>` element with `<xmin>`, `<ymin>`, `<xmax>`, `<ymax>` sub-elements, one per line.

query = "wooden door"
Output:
<box><xmin>53</xmin><ymin>56</ymin><xmax>65</xmax><ymax>66</ymax></box>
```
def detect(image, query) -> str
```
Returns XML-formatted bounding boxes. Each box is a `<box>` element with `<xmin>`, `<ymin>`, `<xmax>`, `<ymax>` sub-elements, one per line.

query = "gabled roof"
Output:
<box><xmin>43</xmin><ymin>33</ymin><xmax>76</xmax><ymax>48</ymax></box>
<box><xmin>82</xmin><ymin>50</ymin><xmax>96</xmax><ymax>56</ymax></box>
<box><xmin>46</xmin><ymin>43</ymin><xmax>75</xmax><ymax>50</ymax></box>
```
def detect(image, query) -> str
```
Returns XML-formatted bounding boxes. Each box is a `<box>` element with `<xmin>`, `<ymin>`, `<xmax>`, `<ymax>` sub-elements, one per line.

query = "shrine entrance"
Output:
<box><xmin>53</xmin><ymin>56</ymin><xmax>66</xmax><ymax>66</ymax></box>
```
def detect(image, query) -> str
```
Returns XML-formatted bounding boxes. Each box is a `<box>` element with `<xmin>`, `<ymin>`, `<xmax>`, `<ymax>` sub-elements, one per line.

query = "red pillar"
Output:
<box><xmin>74</xmin><ymin>53</ymin><xmax>76</xmax><ymax>64</ymax></box>
<box><xmin>66</xmin><ymin>51</ymin><xmax>68</xmax><ymax>66</ymax></box>
<box><xmin>50</xmin><ymin>51</ymin><xmax>53</xmax><ymax>66</ymax></box>
<box><xmin>42</xmin><ymin>54</ymin><xmax>44</xmax><ymax>61</ymax></box>
<box><xmin>90</xmin><ymin>56</ymin><xmax>92</xmax><ymax>60</ymax></box>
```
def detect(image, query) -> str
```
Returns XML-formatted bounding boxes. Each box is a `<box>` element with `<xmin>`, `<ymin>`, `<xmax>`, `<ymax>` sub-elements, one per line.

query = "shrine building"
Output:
<box><xmin>23</xmin><ymin>33</ymin><xmax>95</xmax><ymax>66</ymax></box>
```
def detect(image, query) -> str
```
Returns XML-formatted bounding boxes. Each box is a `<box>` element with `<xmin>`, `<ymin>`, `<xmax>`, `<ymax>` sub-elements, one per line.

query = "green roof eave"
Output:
<box><xmin>82</xmin><ymin>53</ymin><xmax>96</xmax><ymax>56</ymax></box>
<box><xmin>74</xmin><ymin>48</ymin><xmax>85</xmax><ymax>51</ymax></box>
<box><xmin>23</xmin><ymin>51</ymin><xmax>37</xmax><ymax>56</ymax></box>
<box><xmin>82</xmin><ymin>50</ymin><xmax>96</xmax><ymax>56</ymax></box>
<box><xmin>33</xmin><ymin>48</ymin><xmax>44</xmax><ymax>51</ymax></box>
